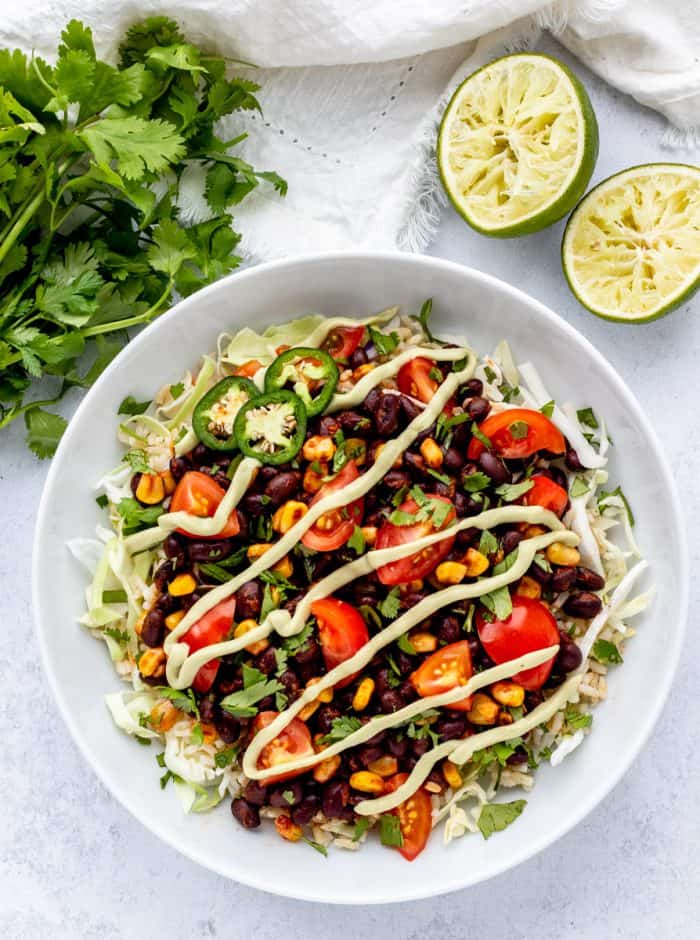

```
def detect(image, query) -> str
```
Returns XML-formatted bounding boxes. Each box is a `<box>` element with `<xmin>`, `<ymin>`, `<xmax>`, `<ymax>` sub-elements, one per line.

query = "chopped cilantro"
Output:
<box><xmin>598</xmin><ymin>486</ymin><xmax>635</xmax><ymax>526</ymax></box>
<box><xmin>118</xmin><ymin>395</ymin><xmax>151</xmax><ymax>416</ymax></box>
<box><xmin>302</xmin><ymin>837</ymin><xmax>328</xmax><ymax>857</ymax></box>
<box><xmin>540</xmin><ymin>400</ymin><xmax>555</xmax><ymax>418</ymax></box>
<box><xmin>123</xmin><ymin>448</ymin><xmax>154</xmax><ymax>474</ymax></box>
<box><xmin>352</xmin><ymin>817</ymin><xmax>371</xmax><ymax>841</ymax></box>
<box><xmin>478</xmin><ymin>530</ymin><xmax>498</xmax><ymax>556</ymax></box>
<box><xmin>417</xmin><ymin>297</ymin><xmax>441</xmax><ymax>343</ymax></box>
<box><xmin>591</xmin><ymin>639</ymin><xmax>623</xmax><ymax>665</ymax></box>
<box><xmin>484</xmin><ymin>365</ymin><xmax>497</xmax><ymax>384</ymax></box>
<box><xmin>500</xmin><ymin>383</ymin><xmax>520</xmax><ymax>403</ymax></box>
<box><xmin>427</xmin><ymin>467</ymin><xmax>451</xmax><ymax>486</ymax></box>
<box><xmin>190</xmin><ymin>722</ymin><xmax>204</xmax><ymax>746</ymax></box>
<box><xmin>379</xmin><ymin>587</ymin><xmax>401</xmax><ymax>619</ymax></box>
<box><xmin>347</xmin><ymin>525</ymin><xmax>366</xmax><ymax>555</ymax></box>
<box><xmin>169</xmin><ymin>382</ymin><xmax>185</xmax><ymax>399</ymax></box>
<box><xmin>116</xmin><ymin>497</ymin><xmax>163</xmax><ymax>533</ymax></box>
<box><xmin>533</xmin><ymin>552</ymin><xmax>551</xmax><ymax>573</ymax></box>
<box><xmin>564</xmin><ymin>707</ymin><xmax>593</xmax><ymax>730</ymax></box>
<box><xmin>493</xmin><ymin>550</ymin><xmax>519</xmax><ymax>576</ymax></box>
<box><xmin>103</xmin><ymin>626</ymin><xmax>129</xmax><ymax>645</ymax></box>
<box><xmin>154</xmin><ymin>686</ymin><xmax>199</xmax><ymax>718</ymax></box>
<box><xmin>495</xmin><ymin>479</ymin><xmax>534</xmax><ymax>502</ymax></box>
<box><xmin>569</xmin><ymin>476</ymin><xmax>589</xmax><ymax>499</ymax></box>
<box><xmin>219</xmin><ymin>671</ymin><xmax>283</xmax><ymax>718</ymax></box>
<box><xmin>477</xmin><ymin>800</ymin><xmax>526</xmax><ymax>840</ymax></box>
<box><xmin>214</xmin><ymin>745</ymin><xmax>240</xmax><ymax>768</ymax></box>
<box><xmin>379</xmin><ymin>813</ymin><xmax>404</xmax><ymax>847</ymax></box>
<box><xmin>471</xmin><ymin>423</ymin><xmax>492</xmax><ymax>450</ymax></box>
<box><xmin>95</xmin><ymin>493</ymin><xmax>109</xmax><ymax>508</ymax></box>
<box><xmin>463</xmin><ymin>471</ymin><xmax>490</xmax><ymax>493</ymax></box>
<box><xmin>281</xmin><ymin>621</ymin><xmax>314</xmax><ymax>654</ymax></box>
<box><xmin>397</xmin><ymin>633</ymin><xmax>417</xmax><ymax>655</ymax></box>
<box><xmin>319</xmin><ymin>716</ymin><xmax>362</xmax><ymax>745</ymax></box>
<box><xmin>368</xmin><ymin>325</ymin><xmax>400</xmax><ymax>356</ymax></box>
<box><xmin>102</xmin><ymin>589</ymin><xmax>128</xmax><ymax>604</ymax></box>
<box><xmin>576</xmin><ymin>407</ymin><xmax>599</xmax><ymax>429</ymax></box>
<box><xmin>508</xmin><ymin>420</ymin><xmax>529</xmax><ymax>440</ymax></box>
<box><xmin>480</xmin><ymin>585</ymin><xmax>512</xmax><ymax>621</ymax></box>
<box><xmin>429</xmin><ymin>366</ymin><xmax>443</xmax><ymax>383</ymax></box>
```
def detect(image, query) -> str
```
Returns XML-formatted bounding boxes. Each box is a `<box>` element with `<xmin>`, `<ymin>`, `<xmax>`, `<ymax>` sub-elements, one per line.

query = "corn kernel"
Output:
<box><xmin>349</xmin><ymin>771</ymin><xmax>385</xmax><ymax>794</ymax></box>
<box><xmin>464</xmin><ymin>547</ymin><xmax>490</xmax><ymax>577</ymax></box>
<box><xmin>134</xmin><ymin>611</ymin><xmax>146</xmax><ymax>637</ymax></box>
<box><xmin>401</xmin><ymin>578</ymin><xmax>424</xmax><ymax>593</ymax></box>
<box><xmin>164</xmin><ymin>610</ymin><xmax>185</xmax><ymax>631</ymax></box>
<box><xmin>425</xmin><ymin>781</ymin><xmax>443</xmax><ymax>794</ymax></box>
<box><xmin>352</xmin><ymin>677</ymin><xmax>375</xmax><ymax>711</ymax></box>
<box><xmin>498</xmin><ymin>710</ymin><xmax>514</xmax><ymax>726</ymax></box>
<box><xmin>442</xmin><ymin>760</ymin><xmax>463</xmax><ymax>790</ymax></box>
<box><xmin>367</xmin><ymin>755</ymin><xmax>398</xmax><ymax>778</ymax></box>
<box><xmin>168</xmin><ymin>573</ymin><xmax>197</xmax><ymax>596</ymax></box>
<box><xmin>353</xmin><ymin>362</ymin><xmax>376</xmax><ymax>379</ymax></box>
<box><xmin>515</xmin><ymin>575</ymin><xmax>542</xmax><ymax>599</ymax></box>
<box><xmin>150</xmin><ymin>700</ymin><xmax>179</xmax><ymax>732</ymax></box>
<box><xmin>135</xmin><ymin>472</ymin><xmax>164</xmax><ymax>505</ymax></box>
<box><xmin>313</xmin><ymin>754</ymin><xmax>341</xmax><ymax>783</ymax></box>
<box><xmin>420</xmin><ymin>437</ymin><xmax>444</xmax><ymax>468</ymax></box>
<box><xmin>491</xmin><ymin>680</ymin><xmax>525</xmax><ymax>708</ymax></box>
<box><xmin>274</xmin><ymin>814</ymin><xmax>303</xmax><ymax>842</ymax></box>
<box><xmin>410</xmin><ymin>631</ymin><xmax>438</xmax><ymax>653</ymax></box>
<box><xmin>272</xmin><ymin>555</ymin><xmax>293</xmax><ymax>579</ymax></box>
<box><xmin>159</xmin><ymin>469</ymin><xmax>176</xmax><ymax>495</ymax></box>
<box><xmin>545</xmin><ymin>542</ymin><xmax>581</xmax><ymax>567</ymax></box>
<box><xmin>247</xmin><ymin>542</ymin><xmax>272</xmax><ymax>561</ymax></box>
<box><xmin>373</xmin><ymin>442</ymin><xmax>403</xmax><ymax>468</ymax></box>
<box><xmin>306</xmin><ymin>677</ymin><xmax>333</xmax><ymax>704</ymax></box>
<box><xmin>200</xmin><ymin>722</ymin><xmax>219</xmax><ymax>744</ymax></box>
<box><xmin>435</xmin><ymin>561</ymin><xmax>467</xmax><ymax>585</ymax></box>
<box><xmin>524</xmin><ymin>524</ymin><xmax>547</xmax><ymax>539</ymax></box>
<box><xmin>139</xmin><ymin>647</ymin><xmax>165</xmax><ymax>678</ymax></box>
<box><xmin>302</xmin><ymin>435</ymin><xmax>336</xmax><ymax>462</ymax></box>
<box><xmin>272</xmin><ymin>500</ymin><xmax>308</xmax><ymax>534</ymax></box>
<box><xmin>361</xmin><ymin>525</ymin><xmax>377</xmax><ymax>546</ymax></box>
<box><xmin>233</xmin><ymin>619</ymin><xmax>268</xmax><ymax>655</ymax></box>
<box><xmin>343</xmin><ymin>438</ymin><xmax>367</xmax><ymax>467</ymax></box>
<box><xmin>298</xmin><ymin>699</ymin><xmax>320</xmax><ymax>721</ymax></box>
<box><xmin>303</xmin><ymin>463</ymin><xmax>328</xmax><ymax>493</ymax></box>
<box><xmin>234</xmin><ymin>359</ymin><xmax>263</xmax><ymax>378</ymax></box>
<box><xmin>313</xmin><ymin>733</ymin><xmax>327</xmax><ymax>752</ymax></box>
<box><xmin>467</xmin><ymin>693</ymin><xmax>500</xmax><ymax>726</ymax></box>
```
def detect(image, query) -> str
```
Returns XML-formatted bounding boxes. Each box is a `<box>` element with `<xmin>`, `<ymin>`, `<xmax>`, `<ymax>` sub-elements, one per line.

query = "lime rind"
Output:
<box><xmin>438</xmin><ymin>53</ymin><xmax>598</xmax><ymax>238</ymax></box>
<box><xmin>562</xmin><ymin>163</ymin><xmax>700</xmax><ymax>323</ymax></box>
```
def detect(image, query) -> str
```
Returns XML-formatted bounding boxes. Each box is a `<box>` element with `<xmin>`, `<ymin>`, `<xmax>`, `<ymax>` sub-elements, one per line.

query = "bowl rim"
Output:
<box><xmin>32</xmin><ymin>250</ymin><xmax>689</xmax><ymax>904</ymax></box>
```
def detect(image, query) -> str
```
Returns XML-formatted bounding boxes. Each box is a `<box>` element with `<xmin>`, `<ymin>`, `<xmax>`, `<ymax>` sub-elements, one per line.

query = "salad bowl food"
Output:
<box><xmin>33</xmin><ymin>252</ymin><xmax>687</xmax><ymax>903</ymax></box>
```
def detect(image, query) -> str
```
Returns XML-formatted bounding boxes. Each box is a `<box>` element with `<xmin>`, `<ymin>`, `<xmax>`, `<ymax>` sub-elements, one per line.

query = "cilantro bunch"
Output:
<box><xmin>0</xmin><ymin>17</ymin><xmax>286</xmax><ymax>456</ymax></box>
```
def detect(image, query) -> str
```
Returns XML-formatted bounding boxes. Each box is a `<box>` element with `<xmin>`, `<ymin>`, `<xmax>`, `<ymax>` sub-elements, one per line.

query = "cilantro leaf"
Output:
<box><xmin>153</xmin><ymin>686</ymin><xmax>199</xmax><ymax>718</ymax></box>
<box><xmin>368</xmin><ymin>325</ymin><xmax>399</xmax><ymax>356</ymax></box>
<box><xmin>598</xmin><ymin>486</ymin><xmax>635</xmax><ymax>526</ymax></box>
<box><xmin>24</xmin><ymin>407</ymin><xmax>67</xmax><ymax>458</ymax></box>
<box><xmin>564</xmin><ymin>707</ymin><xmax>593</xmax><ymax>730</ymax></box>
<box><xmin>540</xmin><ymin>400</ymin><xmax>555</xmax><ymax>418</ymax></box>
<box><xmin>480</xmin><ymin>585</ymin><xmax>512</xmax><ymax>621</ymax></box>
<box><xmin>417</xmin><ymin>297</ymin><xmax>441</xmax><ymax>343</ymax></box>
<box><xmin>495</xmin><ymin>479</ymin><xmax>533</xmax><ymax>502</ymax></box>
<box><xmin>471</xmin><ymin>423</ymin><xmax>492</xmax><ymax>450</ymax></box>
<box><xmin>79</xmin><ymin>116</ymin><xmax>185</xmax><ymax>180</ymax></box>
<box><xmin>379</xmin><ymin>814</ymin><xmax>404</xmax><ymax>847</ymax></box>
<box><xmin>319</xmin><ymin>716</ymin><xmax>362</xmax><ymax>745</ymax></box>
<box><xmin>116</xmin><ymin>497</ymin><xmax>162</xmax><ymax>532</ymax></box>
<box><xmin>219</xmin><ymin>677</ymin><xmax>283</xmax><ymax>718</ymax></box>
<box><xmin>577</xmin><ymin>407</ymin><xmax>599</xmax><ymax>430</ymax></box>
<box><xmin>477</xmin><ymin>800</ymin><xmax>526</xmax><ymax>840</ymax></box>
<box><xmin>508</xmin><ymin>420</ymin><xmax>529</xmax><ymax>440</ymax></box>
<box><xmin>463</xmin><ymin>471</ymin><xmax>490</xmax><ymax>493</ymax></box>
<box><xmin>302</xmin><ymin>837</ymin><xmax>328</xmax><ymax>857</ymax></box>
<box><xmin>379</xmin><ymin>587</ymin><xmax>401</xmax><ymax>619</ymax></box>
<box><xmin>214</xmin><ymin>744</ymin><xmax>240</xmax><ymax>768</ymax></box>
<box><xmin>352</xmin><ymin>817</ymin><xmax>371</xmax><ymax>841</ymax></box>
<box><xmin>123</xmin><ymin>448</ymin><xmax>153</xmax><ymax>474</ymax></box>
<box><xmin>478</xmin><ymin>530</ymin><xmax>498</xmax><ymax>556</ymax></box>
<box><xmin>118</xmin><ymin>395</ymin><xmax>151</xmax><ymax>415</ymax></box>
<box><xmin>347</xmin><ymin>525</ymin><xmax>366</xmax><ymax>555</ymax></box>
<box><xmin>591</xmin><ymin>639</ymin><xmax>623</xmax><ymax>665</ymax></box>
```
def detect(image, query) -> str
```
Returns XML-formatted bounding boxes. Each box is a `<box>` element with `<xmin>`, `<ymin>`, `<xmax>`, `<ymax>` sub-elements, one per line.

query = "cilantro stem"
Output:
<box><xmin>0</xmin><ymin>188</ymin><xmax>45</xmax><ymax>266</ymax></box>
<box><xmin>82</xmin><ymin>279</ymin><xmax>174</xmax><ymax>337</ymax></box>
<box><xmin>0</xmin><ymin>394</ymin><xmax>62</xmax><ymax>431</ymax></box>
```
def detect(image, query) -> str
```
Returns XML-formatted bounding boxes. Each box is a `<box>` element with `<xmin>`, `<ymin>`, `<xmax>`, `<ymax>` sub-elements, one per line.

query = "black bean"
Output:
<box><xmin>374</xmin><ymin>392</ymin><xmax>400</xmax><ymax>436</ymax></box>
<box><xmin>337</xmin><ymin>410</ymin><xmax>372</xmax><ymax>435</ymax></box>
<box><xmin>398</xmin><ymin>680</ymin><xmax>418</xmax><ymax>704</ymax></box>
<box><xmin>292</xmin><ymin>794</ymin><xmax>320</xmax><ymax>825</ymax></box>
<box><xmin>348</xmin><ymin>347</ymin><xmax>368</xmax><ymax>369</ymax></box>
<box><xmin>467</xmin><ymin>637</ymin><xmax>481</xmax><ymax>662</ymax></box>
<box><xmin>293</xmin><ymin>637</ymin><xmax>321</xmax><ymax>667</ymax></box>
<box><xmin>388</xmin><ymin>735</ymin><xmax>409</xmax><ymax>759</ymax></box>
<box><xmin>527</xmin><ymin>562</ymin><xmax>551</xmax><ymax>586</ymax></box>
<box><xmin>363</xmin><ymin>388</ymin><xmax>381</xmax><ymax>414</ymax></box>
<box><xmin>270</xmin><ymin>781</ymin><xmax>303</xmax><ymax>807</ymax></box>
<box><xmin>141</xmin><ymin>609</ymin><xmax>165</xmax><ymax>648</ymax></box>
<box><xmin>318</xmin><ymin>415</ymin><xmax>341</xmax><ymax>436</ymax></box>
<box><xmin>525</xmin><ymin>690</ymin><xmax>544</xmax><ymax>711</ymax></box>
<box><xmin>454</xmin><ymin>493</ymin><xmax>481</xmax><ymax>519</ymax></box>
<box><xmin>564</xmin><ymin>591</ymin><xmax>603</xmax><ymax>619</ymax></box>
<box><xmin>235</xmin><ymin>581</ymin><xmax>262</xmax><ymax>620</ymax></box>
<box><xmin>180</xmin><ymin>591</ymin><xmax>202</xmax><ymax>611</ymax></box>
<box><xmin>241</xmin><ymin>493</ymin><xmax>270</xmax><ymax>516</ymax></box>
<box><xmin>404</xmin><ymin>451</ymin><xmax>426</xmax><ymax>475</ymax></box>
<box><xmin>169</xmin><ymin>456</ymin><xmax>190</xmax><ymax>481</ymax></box>
<box><xmin>375</xmin><ymin>668</ymin><xmax>395</xmax><ymax>694</ymax></box>
<box><xmin>278</xmin><ymin>669</ymin><xmax>300</xmax><ymax>698</ymax></box>
<box><xmin>383</xmin><ymin>469</ymin><xmax>411</xmax><ymax>490</ymax></box>
<box><xmin>443</xmin><ymin>447</ymin><xmax>465</xmax><ymax>472</ymax></box>
<box><xmin>256</xmin><ymin>646</ymin><xmax>279</xmax><ymax>675</ymax></box>
<box><xmin>400</xmin><ymin>591</ymin><xmax>427</xmax><ymax>609</ymax></box>
<box><xmin>394</xmin><ymin>651</ymin><xmax>413</xmax><ymax>675</ymax></box>
<box><xmin>551</xmin><ymin>566</ymin><xmax>577</xmax><ymax>593</ymax></box>
<box><xmin>434</xmin><ymin>480</ymin><xmax>456</xmax><ymax>500</ymax></box>
<box><xmin>549</xmin><ymin>466</ymin><xmax>568</xmax><ymax>490</ymax></box>
<box><xmin>565</xmin><ymin>446</ymin><xmax>584</xmax><ymax>472</ymax></box>
<box><xmin>242</xmin><ymin>780</ymin><xmax>268</xmax><ymax>806</ymax></box>
<box><xmin>264</xmin><ymin>471</ymin><xmax>301</xmax><ymax>507</ymax></box>
<box><xmin>154</xmin><ymin>592</ymin><xmax>178</xmax><ymax>615</ymax></box>
<box><xmin>437</xmin><ymin>615</ymin><xmax>461</xmax><ymax>645</ymax></box>
<box><xmin>506</xmin><ymin>747</ymin><xmax>529</xmax><ymax>766</ymax></box>
<box><xmin>436</xmin><ymin>715</ymin><xmax>467</xmax><ymax>741</ymax></box>
<box><xmin>316</xmin><ymin>705</ymin><xmax>341</xmax><ymax>735</ymax></box>
<box><xmin>153</xmin><ymin>561</ymin><xmax>173</xmax><ymax>592</ymax></box>
<box><xmin>576</xmin><ymin>566</ymin><xmax>605</xmax><ymax>591</ymax></box>
<box><xmin>467</xmin><ymin>396</ymin><xmax>491</xmax><ymax>422</ymax></box>
<box><xmin>426</xmin><ymin>770</ymin><xmax>445</xmax><ymax>793</ymax></box>
<box><xmin>460</xmin><ymin>378</ymin><xmax>483</xmax><ymax>400</ymax></box>
<box><xmin>501</xmin><ymin>529</ymin><xmax>523</xmax><ymax>556</ymax></box>
<box><xmin>130</xmin><ymin>472</ymin><xmax>142</xmax><ymax>498</ymax></box>
<box><xmin>163</xmin><ymin>533</ymin><xmax>184</xmax><ymax>560</ymax></box>
<box><xmin>478</xmin><ymin>451</ymin><xmax>509</xmax><ymax>485</ymax></box>
<box><xmin>257</xmin><ymin>695</ymin><xmax>275</xmax><ymax>711</ymax></box>
<box><xmin>412</xmin><ymin>737</ymin><xmax>430</xmax><ymax>758</ymax></box>
<box><xmin>198</xmin><ymin>696</ymin><xmax>216</xmax><ymax>723</ymax></box>
<box><xmin>455</xmin><ymin>526</ymin><xmax>479</xmax><ymax>549</ymax></box>
<box><xmin>322</xmin><ymin>781</ymin><xmax>349</xmax><ymax>819</ymax></box>
<box><xmin>187</xmin><ymin>538</ymin><xmax>236</xmax><ymax>563</ymax></box>
<box><xmin>208</xmin><ymin>471</ymin><xmax>232</xmax><ymax>490</ymax></box>
<box><xmin>399</xmin><ymin>395</ymin><xmax>422</xmax><ymax>422</ymax></box>
<box><xmin>358</xmin><ymin>745</ymin><xmax>383</xmax><ymax>767</ymax></box>
<box><xmin>192</xmin><ymin>443</ymin><xmax>217</xmax><ymax>466</ymax></box>
<box><xmin>258</xmin><ymin>466</ymin><xmax>279</xmax><ymax>483</ymax></box>
<box><xmin>231</xmin><ymin>798</ymin><xmax>260</xmax><ymax>829</ymax></box>
<box><xmin>379</xmin><ymin>690</ymin><xmax>404</xmax><ymax>713</ymax></box>
<box><xmin>214</xmin><ymin>711</ymin><xmax>240</xmax><ymax>744</ymax></box>
<box><xmin>556</xmin><ymin>632</ymin><xmax>583</xmax><ymax>673</ymax></box>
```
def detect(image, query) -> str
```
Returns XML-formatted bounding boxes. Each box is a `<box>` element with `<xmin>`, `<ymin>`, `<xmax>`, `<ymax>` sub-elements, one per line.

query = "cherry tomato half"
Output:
<box><xmin>170</xmin><ymin>471</ymin><xmax>240</xmax><ymax>539</ymax></box>
<box><xmin>476</xmin><ymin>596</ymin><xmax>559</xmax><ymax>691</ymax></box>
<box><xmin>397</xmin><ymin>357</ymin><xmax>440</xmax><ymax>403</ymax></box>
<box><xmin>520</xmin><ymin>474</ymin><xmax>569</xmax><ymax>518</ymax></box>
<box><xmin>302</xmin><ymin>461</ymin><xmax>364</xmax><ymax>551</ymax></box>
<box><xmin>322</xmin><ymin>325</ymin><xmax>365</xmax><ymax>361</ymax></box>
<box><xmin>252</xmin><ymin>711</ymin><xmax>315</xmax><ymax>784</ymax></box>
<box><xmin>375</xmin><ymin>495</ymin><xmax>456</xmax><ymax>585</ymax></box>
<box><xmin>310</xmin><ymin>597</ymin><xmax>369</xmax><ymax>688</ymax></box>
<box><xmin>384</xmin><ymin>773</ymin><xmax>433</xmax><ymax>861</ymax></box>
<box><xmin>467</xmin><ymin>408</ymin><xmax>565</xmax><ymax>461</ymax></box>
<box><xmin>410</xmin><ymin>640</ymin><xmax>474</xmax><ymax>711</ymax></box>
<box><xmin>181</xmin><ymin>596</ymin><xmax>236</xmax><ymax>693</ymax></box>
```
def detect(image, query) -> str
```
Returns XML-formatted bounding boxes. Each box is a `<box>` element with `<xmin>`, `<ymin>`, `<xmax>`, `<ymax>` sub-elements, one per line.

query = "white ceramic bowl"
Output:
<box><xmin>33</xmin><ymin>252</ymin><xmax>687</xmax><ymax>904</ymax></box>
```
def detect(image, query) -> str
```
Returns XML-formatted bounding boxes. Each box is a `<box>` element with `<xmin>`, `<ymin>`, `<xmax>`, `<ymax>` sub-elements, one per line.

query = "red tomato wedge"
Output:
<box><xmin>322</xmin><ymin>324</ymin><xmax>365</xmax><ymax>360</ymax></box>
<box><xmin>410</xmin><ymin>640</ymin><xmax>474</xmax><ymax>711</ymax></box>
<box><xmin>476</xmin><ymin>596</ymin><xmax>559</xmax><ymax>691</ymax></box>
<box><xmin>252</xmin><ymin>711</ymin><xmax>314</xmax><ymax>784</ymax></box>
<box><xmin>310</xmin><ymin>597</ymin><xmax>369</xmax><ymax>688</ymax></box>
<box><xmin>397</xmin><ymin>357</ymin><xmax>440</xmax><ymax>403</ymax></box>
<box><xmin>467</xmin><ymin>408</ymin><xmax>565</xmax><ymax>460</ymax></box>
<box><xmin>181</xmin><ymin>596</ymin><xmax>236</xmax><ymax>693</ymax></box>
<box><xmin>170</xmin><ymin>471</ymin><xmax>240</xmax><ymax>539</ymax></box>
<box><xmin>385</xmin><ymin>773</ymin><xmax>432</xmax><ymax>861</ymax></box>
<box><xmin>375</xmin><ymin>495</ymin><xmax>456</xmax><ymax>585</ymax></box>
<box><xmin>234</xmin><ymin>359</ymin><xmax>263</xmax><ymax>378</ymax></box>
<box><xmin>302</xmin><ymin>461</ymin><xmax>364</xmax><ymax>551</ymax></box>
<box><xmin>520</xmin><ymin>474</ymin><xmax>569</xmax><ymax>518</ymax></box>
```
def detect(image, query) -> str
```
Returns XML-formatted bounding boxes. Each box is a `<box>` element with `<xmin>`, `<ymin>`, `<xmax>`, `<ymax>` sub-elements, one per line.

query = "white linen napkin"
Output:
<box><xmin>3</xmin><ymin>0</ymin><xmax>700</xmax><ymax>259</ymax></box>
